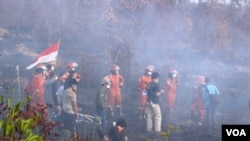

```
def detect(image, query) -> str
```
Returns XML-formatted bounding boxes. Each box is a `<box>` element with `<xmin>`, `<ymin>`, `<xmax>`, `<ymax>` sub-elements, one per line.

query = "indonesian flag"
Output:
<box><xmin>26</xmin><ymin>40</ymin><xmax>60</xmax><ymax>70</ymax></box>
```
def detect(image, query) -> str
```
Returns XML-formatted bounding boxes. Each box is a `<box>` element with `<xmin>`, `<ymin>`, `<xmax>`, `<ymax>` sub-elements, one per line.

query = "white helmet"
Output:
<box><xmin>101</xmin><ymin>77</ymin><xmax>111</xmax><ymax>84</ymax></box>
<box><xmin>146</xmin><ymin>65</ymin><xmax>155</xmax><ymax>72</ymax></box>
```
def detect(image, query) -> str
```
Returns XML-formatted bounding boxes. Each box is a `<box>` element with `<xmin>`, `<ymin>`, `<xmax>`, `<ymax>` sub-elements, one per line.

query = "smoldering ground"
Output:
<box><xmin>0</xmin><ymin>1</ymin><xmax>250</xmax><ymax>140</ymax></box>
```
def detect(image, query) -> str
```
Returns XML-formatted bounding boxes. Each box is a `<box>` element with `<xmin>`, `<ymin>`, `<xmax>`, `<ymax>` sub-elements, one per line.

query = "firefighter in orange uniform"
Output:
<box><xmin>106</xmin><ymin>65</ymin><xmax>125</xmax><ymax>116</ymax></box>
<box><xmin>30</xmin><ymin>64</ymin><xmax>47</xmax><ymax>109</ymax></box>
<box><xmin>138</xmin><ymin>65</ymin><xmax>155</xmax><ymax>120</ymax></box>
<box><xmin>60</xmin><ymin>61</ymin><xmax>81</xmax><ymax>83</ymax></box>
<box><xmin>188</xmin><ymin>76</ymin><xmax>206</xmax><ymax>125</ymax></box>
<box><xmin>164</xmin><ymin>69</ymin><xmax>179</xmax><ymax>123</ymax></box>
<box><xmin>60</xmin><ymin>61</ymin><xmax>81</xmax><ymax>90</ymax></box>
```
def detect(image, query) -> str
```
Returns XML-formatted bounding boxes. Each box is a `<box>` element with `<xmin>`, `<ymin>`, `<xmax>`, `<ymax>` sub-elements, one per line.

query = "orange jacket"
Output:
<box><xmin>164</xmin><ymin>78</ymin><xmax>179</xmax><ymax>109</ymax></box>
<box><xmin>30</xmin><ymin>73</ymin><xmax>45</xmax><ymax>95</ymax></box>
<box><xmin>30</xmin><ymin>73</ymin><xmax>46</xmax><ymax>106</ymax></box>
<box><xmin>60</xmin><ymin>71</ymin><xmax>81</xmax><ymax>83</ymax></box>
<box><xmin>107</xmin><ymin>74</ymin><xmax>124</xmax><ymax>95</ymax></box>
<box><xmin>138</xmin><ymin>75</ymin><xmax>151</xmax><ymax>91</ymax></box>
<box><xmin>192</xmin><ymin>84</ymin><xmax>205</xmax><ymax>106</ymax></box>
<box><xmin>165</xmin><ymin>78</ymin><xmax>178</xmax><ymax>94</ymax></box>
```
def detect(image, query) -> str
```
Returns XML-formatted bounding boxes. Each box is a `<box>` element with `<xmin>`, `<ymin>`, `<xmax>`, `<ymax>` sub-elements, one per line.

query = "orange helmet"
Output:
<box><xmin>146</xmin><ymin>65</ymin><xmax>155</xmax><ymax>72</ymax></box>
<box><xmin>110</xmin><ymin>64</ymin><xmax>120</xmax><ymax>71</ymax></box>
<box><xmin>66</xmin><ymin>61</ymin><xmax>78</xmax><ymax>68</ymax></box>
<box><xmin>198</xmin><ymin>76</ymin><xmax>205</xmax><ymax>83</ymax></box>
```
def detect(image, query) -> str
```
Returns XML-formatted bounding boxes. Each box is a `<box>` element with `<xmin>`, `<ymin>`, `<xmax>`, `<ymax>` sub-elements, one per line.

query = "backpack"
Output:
<box><xmin>209</xmin><ymin>94</ymin><xmax>220</xmax><ymax>105</ymax></box>
<box><xmin>205</xmin><ymin>85</ymin><xmax>220</xmax><ymax>105</ymax></box>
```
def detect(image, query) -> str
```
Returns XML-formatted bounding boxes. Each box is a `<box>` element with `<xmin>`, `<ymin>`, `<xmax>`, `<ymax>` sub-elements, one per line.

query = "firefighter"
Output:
<box><xmin>188</xmin><ymin>76</ymin><xmax>206</xmax><ymax>125</ymax></box>
<box><xmin>60</xmin><ymin>61</ymin><xmax>81</xmax><ymax>90</ymax></box>
<box><xmin>29</xmin><ymin>64</ymin><xmax>47</xmax><ymax>109</ymax></box>
<box><xmin>106</xmin><ymin>65</ymin><xmax>125</xmax><ymax>116</ymax></box>
<box><xmin>138</xmin><ymin>65</ymin><xmax>155</xmax><ymax>120</ymax></box>
<box><xmin>164</xmin><ymin>68</ymin><xmax>179</xmax><ymax>123</ymax></box>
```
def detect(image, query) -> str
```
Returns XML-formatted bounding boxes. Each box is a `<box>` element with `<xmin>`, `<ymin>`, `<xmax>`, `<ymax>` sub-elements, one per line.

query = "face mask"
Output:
<box><xmin>106</xmin><ymin>85</ymin><xmax>110</xmax><ymax>89</ymax></box>
<box><xmin>147</xmin><ymin>72</ymin><xmax>152</xmax><ymax>75</ymax></box>
<box><xmin>173</xmin><ymin>74</ymin><xmax>177</xmax><ymax>78</ymax></box>
<box><xmin>154</xmin><ymin>79</ymin><xmax>159</xmax><ymax>83</ymax></box>
<box><xmin>51</xmin><ymin>66</ymin><xmax>55</xmax><ymax>71</ymax></box>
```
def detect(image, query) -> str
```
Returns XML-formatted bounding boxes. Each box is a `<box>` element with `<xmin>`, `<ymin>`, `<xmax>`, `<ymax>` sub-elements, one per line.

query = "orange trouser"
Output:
<box><xmin>31</xmin><ymin>93</ymin><xmax>45</xmax><ymax>108</ymax></box>
<box><xmin>108</xmin><ymin>91</ymin><xmax>122</xmax><ymax>107</ymax></box>
<box><xmin>190</xmin><ymin>101</ymin><xmax>205</xmax><ymax>117</ymax></box>
<box><xmin>166</xmin><ymin>93</ymin><xmax>176</xmax><ymax>110</ymax></box>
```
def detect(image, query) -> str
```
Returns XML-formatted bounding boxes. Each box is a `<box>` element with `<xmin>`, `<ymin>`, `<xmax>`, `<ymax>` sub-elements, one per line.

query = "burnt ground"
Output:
<box><xmin>1</xmin><ymin>66</ymin><xmax>250</xmax><ymax>141</ymax></box>
<box><xmin>75</xmin><ymin>84</ymin><xmax>250</xmax><ymax>141</ymax></box>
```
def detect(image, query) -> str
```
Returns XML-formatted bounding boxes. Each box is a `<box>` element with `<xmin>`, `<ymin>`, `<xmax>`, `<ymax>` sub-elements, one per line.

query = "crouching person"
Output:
<box><xmin>108</xmin><ymin>118</ymin><xmax>128</xmax><ymax>141</ymax></box>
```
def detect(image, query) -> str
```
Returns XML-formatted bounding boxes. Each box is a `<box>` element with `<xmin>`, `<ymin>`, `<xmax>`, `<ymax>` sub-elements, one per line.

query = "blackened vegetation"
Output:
<box><xmin>0</xmin><ymin>1</ymin><xmax>250</xmax><ymax>141</ymax></box>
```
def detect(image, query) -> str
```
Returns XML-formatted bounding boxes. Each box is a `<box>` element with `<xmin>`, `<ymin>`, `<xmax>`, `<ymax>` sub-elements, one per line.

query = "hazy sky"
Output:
<box><xmin>190</xmin><ymin>0</ymin><xmax>231</xmax><ymax>4</ymax></box>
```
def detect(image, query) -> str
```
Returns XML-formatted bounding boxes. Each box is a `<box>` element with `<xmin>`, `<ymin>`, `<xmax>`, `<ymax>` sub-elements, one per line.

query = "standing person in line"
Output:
<box><xmin>137</xmin><ymin>65</ymin><xmax>155</xmax><ymax>120</ymax></box>
<box><xmin>106</xmin><ymin>64</ymin><xmax>125</xmax><ymax>117</ymax></box>
<box><xmin>164</xmin><ymin>69</ymin><xmax>179</xmax><ymax>123</ymax></box>
<box><xmin>145</xmin><ymin>72</ymin><xmax>163</xmax><ymax>135</ymax></box>
<box><xmin>95</xmin><ymin>77</ymin><xmax>111</xmax><ymax>140</ymax></box>
<box><xmin>29</xmin><ymin>64</ymin><xmax>47</xmax><ymax>109</ymax></box>
<box><xmin>44</xmin><ymin>63</ymin><xmax>60</xmax><ymax>120</ymax></box>
<box><xmin>188</xmin><ymin>76</ymin><xmax>206</xmax><ymax>125</ymax></box>
<box><xmin>48</xmin><ymin>71</ymin><xmax>62</xmax><ymax>121</ymax></box>
<box><xmin>203</xmin><ymin>77</ymin><xmax>220</xmax><ymax>129</ymax></box>
<box><xmin>61</xmin><ymin>79</ymin><xmax>80</xmax><ymax>138</ymax></box>
<box><xmin>60</xmin><ymin>61</ymin><xmax>81</xmax><ymax>90</ymax></box>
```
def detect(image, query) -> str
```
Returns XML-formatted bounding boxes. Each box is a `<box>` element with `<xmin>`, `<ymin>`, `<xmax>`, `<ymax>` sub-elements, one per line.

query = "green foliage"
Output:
<box><xmin>160</xmin><ymin>125</ymin><xmax>179</xmax><ymax>141</ymax></box>
<box><xmin>0</xmin><ymin>95</ymin><xmax>48</xmax><ymax>141</ymax></box>
<box><xmin>141</xmin><ymin>125</ymin><xmax>179</xmax><ymax>141</ymax></box>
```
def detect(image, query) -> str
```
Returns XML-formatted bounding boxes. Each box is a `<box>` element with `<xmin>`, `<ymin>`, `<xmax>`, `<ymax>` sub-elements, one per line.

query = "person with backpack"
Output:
<box><xmin>203</xmin><ymin>77</ymin><xmax>220</xmax><ymax>129</ymax></box>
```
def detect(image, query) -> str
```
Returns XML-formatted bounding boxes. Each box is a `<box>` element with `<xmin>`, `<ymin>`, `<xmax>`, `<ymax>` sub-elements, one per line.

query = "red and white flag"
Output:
<box><xmin>26</xmin><ymin>40</ymin><xmax>60</xmax><ymax>70</ymax></box>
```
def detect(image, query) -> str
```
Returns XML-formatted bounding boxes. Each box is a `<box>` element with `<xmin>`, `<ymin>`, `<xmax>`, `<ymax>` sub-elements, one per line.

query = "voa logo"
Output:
<box><xmin>226</xmin><ymin>129</ymin><xmax>246</xmax><ymax>136</ymax></box>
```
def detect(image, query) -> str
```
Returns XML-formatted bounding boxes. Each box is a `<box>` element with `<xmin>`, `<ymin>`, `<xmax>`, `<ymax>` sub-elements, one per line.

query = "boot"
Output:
<box><xmin>117</xmin><ymin>107</ymin><xmax>124</xmax><ymax>116</ymax></box>
<box><xmin>109</xmin><ymin>107</ymin><xmax>114</xmax><ymax>116</ymax></box>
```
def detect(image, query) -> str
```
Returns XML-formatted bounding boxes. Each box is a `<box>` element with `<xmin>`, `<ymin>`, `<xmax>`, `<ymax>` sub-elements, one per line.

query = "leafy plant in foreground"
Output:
<box><xmin>0</xmin><ymin>95</ymin><xmax>57</xmax><ymax>141</ymax></box>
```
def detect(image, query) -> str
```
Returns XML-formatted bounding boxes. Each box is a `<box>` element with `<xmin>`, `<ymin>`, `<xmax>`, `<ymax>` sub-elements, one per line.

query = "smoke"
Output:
<box><xmin>0</xmin><ymin>1</ymin><xmax>250</xmax><ymax>139</ymax></box>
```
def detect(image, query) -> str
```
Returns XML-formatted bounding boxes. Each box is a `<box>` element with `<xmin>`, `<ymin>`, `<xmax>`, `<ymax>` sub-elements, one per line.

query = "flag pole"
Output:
<box><xmin>55</xmin><ymin>39</ymin><xmax>60</xmax><ymax>68</ymax></box>
<box><xmin>16</xmin><ymin>65</ymin><xmax>21</xmax><ymax>100</ymax></box>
